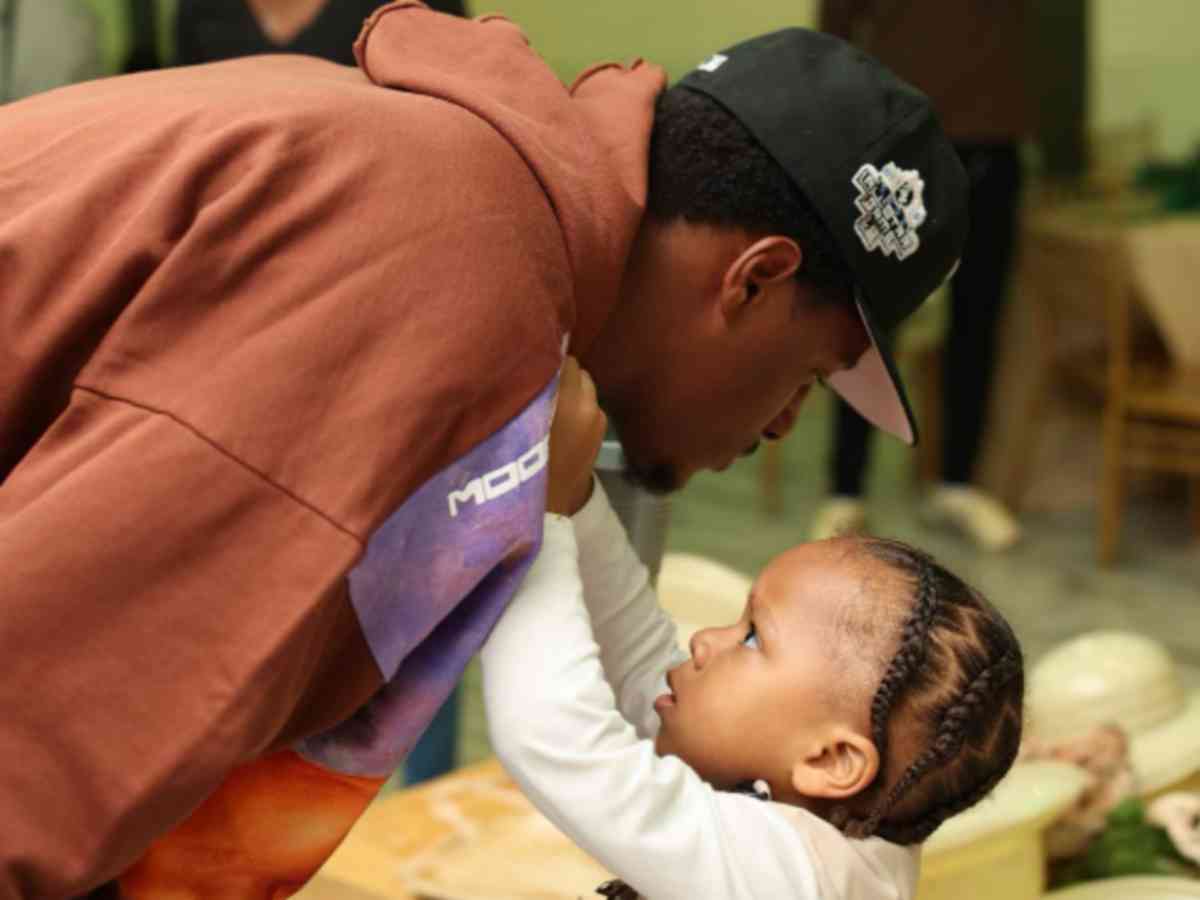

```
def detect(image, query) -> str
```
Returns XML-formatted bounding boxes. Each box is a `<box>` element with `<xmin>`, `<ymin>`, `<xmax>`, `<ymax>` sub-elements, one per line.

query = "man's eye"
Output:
<box><xmin>742</xmin><ymin>623</ymin><xmax>759</xmax><ymax>650</ymax></box>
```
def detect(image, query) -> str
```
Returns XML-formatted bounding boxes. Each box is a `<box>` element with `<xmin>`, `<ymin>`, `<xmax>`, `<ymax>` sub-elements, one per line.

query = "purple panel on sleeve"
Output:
<box><xmin>297</xmin><ymin>374</ymin><xmax>557</xmax><ymax>777</ymax></box>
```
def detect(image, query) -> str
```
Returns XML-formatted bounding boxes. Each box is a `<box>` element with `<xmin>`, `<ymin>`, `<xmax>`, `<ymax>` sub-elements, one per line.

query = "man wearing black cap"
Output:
<box><xmin>0</xmin><ymin>4</ymin><xmax>964</xmax><ymax>895</ymax></box>
<box><xmin>589</xmin><ymin>28</ymin><xmax>967</xmax><ymax>496</ymax></box>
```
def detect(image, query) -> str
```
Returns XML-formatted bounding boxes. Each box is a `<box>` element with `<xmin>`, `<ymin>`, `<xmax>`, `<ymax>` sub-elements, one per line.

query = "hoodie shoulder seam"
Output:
<box><xmin>74</xmin><ymin>384</ymin><xmax>364</xmax><ymax>546</ymax></box>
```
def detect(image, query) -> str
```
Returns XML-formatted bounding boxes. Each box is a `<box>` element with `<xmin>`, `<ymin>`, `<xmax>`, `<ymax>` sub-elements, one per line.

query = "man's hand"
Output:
<box><xmin>546</xmin><ymin>357</ymin><xmax>606</xmax><ymax>516</ymax></box>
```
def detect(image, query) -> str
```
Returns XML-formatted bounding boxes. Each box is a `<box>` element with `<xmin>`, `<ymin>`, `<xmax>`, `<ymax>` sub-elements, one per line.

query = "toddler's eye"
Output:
<box><xmin>742</xmin><ymin>623</ymin><xmax>759</xmax><ymax>650</ymax></box>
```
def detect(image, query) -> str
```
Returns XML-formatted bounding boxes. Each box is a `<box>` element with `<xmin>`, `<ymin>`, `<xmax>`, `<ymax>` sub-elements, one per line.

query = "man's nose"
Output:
<box><xmin>763</xmin><ymin>384</ymin><xmax>813</xmax><ymax>441</ymax></box>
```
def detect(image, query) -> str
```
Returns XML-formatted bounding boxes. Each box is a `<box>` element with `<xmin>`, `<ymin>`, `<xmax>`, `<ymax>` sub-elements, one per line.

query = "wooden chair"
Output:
<box><xmin>1006</xmin><ymin>210</ymin><xmax>1200</xmax><ymax>564</ymax></box>
<box><xmin>1087</xmin><ymin>116</ymin><xmax>1162</xmax><ymax>198</ymax></box>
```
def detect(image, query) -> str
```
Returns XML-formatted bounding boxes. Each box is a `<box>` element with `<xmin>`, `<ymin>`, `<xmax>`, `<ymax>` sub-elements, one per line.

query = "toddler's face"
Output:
<box><xmin>654</xmin><ymin>539</ymin><xmax>891</xmax><ymax>793</ymax></box>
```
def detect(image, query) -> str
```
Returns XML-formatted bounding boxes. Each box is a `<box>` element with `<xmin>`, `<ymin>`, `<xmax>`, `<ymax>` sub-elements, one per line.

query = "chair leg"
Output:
<box><xmin>1191</xmin><ymin>478</ymin><xmax>1200</xmax><ymax>539</ymax></box>
<box><xmin>1098</xmin><ymin>407</ymin><xmax>1125</xmax><ymax>566</ymax></box>
<box><xmin>1003</xmin><ymin>362</ymin><xmax>1049</xmax><ymax>512</ymax></box>
<box><xmin>762</xmin><ymin>440</ymin><xmax>783</xmax><ymax>517</ymax></box>
<box><xmin>1000</xmin><ymin>289</ymin><xmax>1055</xmax><ymax>512</ymax></box>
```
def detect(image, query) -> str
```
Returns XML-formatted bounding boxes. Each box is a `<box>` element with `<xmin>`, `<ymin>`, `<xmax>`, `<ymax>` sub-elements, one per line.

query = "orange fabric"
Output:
<box><xmin>121</xmin><ymin>752</ymin><xmax>385</xmax><ymax>900</ymax></box>
<box><xmin>0</xmin><ymin>393</ymin><xmax>363</xmax><ymax>894</ymax></box>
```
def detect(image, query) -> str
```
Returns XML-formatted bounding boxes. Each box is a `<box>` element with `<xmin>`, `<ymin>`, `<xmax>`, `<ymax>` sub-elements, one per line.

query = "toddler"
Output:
<box><xmin>482</xmin><ymin>489</ymin><xmax>1024</xmax><ymax>898</ymax></box>
<box><xmin>480</xmin><ymin>367</ymin><xmax>1025</xmax><ymax>899</ymax></box>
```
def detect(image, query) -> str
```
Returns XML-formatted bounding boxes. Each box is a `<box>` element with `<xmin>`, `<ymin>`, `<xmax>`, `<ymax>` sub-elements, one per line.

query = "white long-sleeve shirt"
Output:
<box><xmin>480</xmin><ymin>482</ymin><xmax>920</xmax><ymax>900</ymax></box>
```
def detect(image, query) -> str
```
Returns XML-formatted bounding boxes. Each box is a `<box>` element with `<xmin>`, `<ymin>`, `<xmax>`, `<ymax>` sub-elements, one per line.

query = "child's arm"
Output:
<box><xmin>480</xmin><ymin>510</ymin><xmax>827</xmax><ymax>900</ymax></box>
<box><xmin>570</xmin><ymin>480</ymin><xmax>687</xmax><ymax>739</ymax></box>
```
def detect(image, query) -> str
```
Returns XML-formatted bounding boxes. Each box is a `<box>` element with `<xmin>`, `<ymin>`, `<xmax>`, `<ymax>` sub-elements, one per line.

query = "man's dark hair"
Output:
<box><xmin>646</xmin><ymin>86</ymin><xmax>855</xmax><ymax>301</ymax></box>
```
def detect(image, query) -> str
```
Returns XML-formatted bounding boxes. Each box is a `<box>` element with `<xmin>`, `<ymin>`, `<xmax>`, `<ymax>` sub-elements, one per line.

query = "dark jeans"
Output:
<box><xmin>403</xmin><ymin>684</ymin><xmax>461</xmax><ymax>785</ymax></box>
<box><xmin>833</xmin><ymin>142</ymin><xmax>1024</xmax><ymax>495</ymax></box>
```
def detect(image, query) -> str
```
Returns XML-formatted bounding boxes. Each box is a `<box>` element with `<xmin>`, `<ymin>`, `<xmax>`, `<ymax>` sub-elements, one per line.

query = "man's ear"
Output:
<box><xmin>790</xmin><ymin>728</ymin><xmax>880</xmax><ymax>801</ymax></box>
<box><xmin>719</xmin><ymin>235</ymin><xmax>803</xmax><ymax>320</ymax></box>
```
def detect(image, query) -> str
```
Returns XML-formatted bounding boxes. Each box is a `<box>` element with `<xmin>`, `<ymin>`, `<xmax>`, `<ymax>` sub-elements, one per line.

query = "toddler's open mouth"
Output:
<box><xmin>654</xmin><ymin>671</ymin><xmax>679</xmax><ymax>713</ymax></box>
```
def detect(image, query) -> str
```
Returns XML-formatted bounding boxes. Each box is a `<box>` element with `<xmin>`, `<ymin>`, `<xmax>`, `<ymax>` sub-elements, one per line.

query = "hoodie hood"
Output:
<box><xmin>355</xmin><ymin>2</ymin><xmax>666</xmax><ymax>353</ymax></box>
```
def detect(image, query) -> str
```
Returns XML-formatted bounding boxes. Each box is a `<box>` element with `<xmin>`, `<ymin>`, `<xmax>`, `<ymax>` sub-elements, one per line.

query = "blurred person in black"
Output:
<box><xmin>176</xmin><ymin>0</ymin><xmax>466</xmax><ymax>67</ymax></box>
<box><xmin>815</xmin><ymin>0</ymin><xmax>1031</xmax><ymax>552</ymax></box>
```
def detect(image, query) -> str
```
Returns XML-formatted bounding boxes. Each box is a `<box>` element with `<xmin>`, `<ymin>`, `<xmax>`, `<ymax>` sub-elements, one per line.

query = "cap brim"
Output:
<box><xmin>825</xmin><ymin>297</ymin><xmax>918</xmax><ymax>446</ymax></box>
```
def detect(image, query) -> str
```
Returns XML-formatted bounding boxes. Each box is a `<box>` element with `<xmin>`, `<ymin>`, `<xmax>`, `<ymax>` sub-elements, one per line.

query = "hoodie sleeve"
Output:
<box><xmin>570</xmin><ymin>480</ymin><xmax>687</xmax><ymax>739</ymax></box>
<box><xmin>0</xmin><ymin>390</ymin><xmax>377</xmax><ymax>898</ymax></box>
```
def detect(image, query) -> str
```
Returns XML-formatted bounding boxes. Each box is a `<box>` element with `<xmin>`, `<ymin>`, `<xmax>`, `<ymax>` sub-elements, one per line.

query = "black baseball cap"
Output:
<box><xmin>678</xmin><ymin>28</ymin><xmax>968</xmax><ymax>446</ymax></box>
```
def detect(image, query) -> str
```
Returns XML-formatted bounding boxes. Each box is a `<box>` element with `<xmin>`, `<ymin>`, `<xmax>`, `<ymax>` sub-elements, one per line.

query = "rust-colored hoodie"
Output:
<box><xmin>0</xmin><ymin>4</ymin><xmax>664</xmax><ymax>896</ymax></box>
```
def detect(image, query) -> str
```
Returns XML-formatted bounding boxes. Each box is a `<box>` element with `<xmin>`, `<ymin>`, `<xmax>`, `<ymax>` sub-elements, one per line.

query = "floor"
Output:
<box><xmin>448</xmin><ymin>387</ymin><xmax>1200</xmax><ymax>772</ymax></box>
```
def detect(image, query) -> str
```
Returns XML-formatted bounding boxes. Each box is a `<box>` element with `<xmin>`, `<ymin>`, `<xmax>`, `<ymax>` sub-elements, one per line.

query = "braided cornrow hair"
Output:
<box><xmin>831</xmin><ymin>538</ymin><xmax>1025</xmax><ymax>845</ymax></box>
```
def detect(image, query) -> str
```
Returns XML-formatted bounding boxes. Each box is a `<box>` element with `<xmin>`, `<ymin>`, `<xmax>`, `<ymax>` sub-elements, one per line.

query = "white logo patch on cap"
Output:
<box><xmin>697</xmin><ymin>53</ymin><xmax>728</xmax><ymax>72</ymax></box>
<box><xmin>852</xmin><ymin>162</ymin><xmax>927</xmax><ymax>261</ymax></box>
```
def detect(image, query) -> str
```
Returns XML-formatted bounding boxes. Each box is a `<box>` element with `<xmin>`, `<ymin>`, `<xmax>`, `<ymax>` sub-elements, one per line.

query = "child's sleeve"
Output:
<box><xmin>479</xmin><ymin>513</ymin><xmax>826</xmax><ymax>900</ymax></box>
<box><xmin>570</xmin><ymin>480</ymin><xmax>687</xmax><ymax>739</ymax></box>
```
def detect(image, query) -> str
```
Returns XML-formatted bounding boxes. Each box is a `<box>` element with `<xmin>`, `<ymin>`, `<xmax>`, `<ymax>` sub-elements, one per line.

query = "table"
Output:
<box><xmin>977</xmin><ymin>195</ymin><xmax>1200</xmax><ymax>509</ymax></box>
<box><xmin>296</xmin><ymin>759</ymin><xmax>512</xmax><ymax>899</ymax></box>
<box><xmin>1024</xmin><ymin>197</ymin><xmax>1200</xmax><ymax>364</ymax></box>
<box><xmin>296</xmin><ymin>759</ymin><xmax>615</xmax><ymax>900</ymax></box>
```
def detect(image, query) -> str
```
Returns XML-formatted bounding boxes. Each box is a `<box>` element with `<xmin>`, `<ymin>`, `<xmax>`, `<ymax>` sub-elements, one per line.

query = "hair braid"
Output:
<box><xmin>832</xmin><ymin>558</ymin><xmax>938</xmax><ymax>838</ymax></box>
<box><xmin>880</xmin><ymin>670</ymin><xmax>1023</xmax><ymax>846</ymax></box>
<box><xmin>865</xmin><ymin>735</ymin><xmax>959</xmax><ymax>836</ymax></box>
<box><xmin>868</xmin><ymin>560</ymin><xmax>937</xmax><ymax>767</ymax></box>
<box><xmin>936</xmin><ymin>651</ymin><xmax>1022</xmax><ymax>743</ymax></box>
<box><xmin>862</xmin><ymin>650</ymin><xmax>1022</xmax><ymax>838</ymax></box>
<box><xmin>876</xmin><ymin>766</ymin><xmax>1011</xmax><ymax>845</ymax></box>
<box><xmin>830</xmin><ymin>539</ymin><xmax>1026</xmax><ymax>846</ymax></box>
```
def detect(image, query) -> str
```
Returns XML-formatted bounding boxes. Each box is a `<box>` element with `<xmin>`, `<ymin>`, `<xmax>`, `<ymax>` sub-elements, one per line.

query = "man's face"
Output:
<box><xmin>602</xmin><ymin>275</ymin><xmax>870</xmax><ymax>494</ymax></box>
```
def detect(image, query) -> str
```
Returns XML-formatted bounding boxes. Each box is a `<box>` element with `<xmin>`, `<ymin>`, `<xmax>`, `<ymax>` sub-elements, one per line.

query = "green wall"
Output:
<box><xmin>486</xmin><ymin>0</ymin><xmax>1197</xmax><ymax>158</ymax></box>
<box><xmin>57</xmin><ymin>0</ymin><xmax>1200</xmax><ymax>160</ymax></box>
<box><xmin>1092</xmin><ymin>0</ymin><xmax>1199</xmax><ymax>157</ymax></box>
<box><xmin>474</xmin><ymin>0</ymin><xmax>817</xmax><ymax>84</ymax></box>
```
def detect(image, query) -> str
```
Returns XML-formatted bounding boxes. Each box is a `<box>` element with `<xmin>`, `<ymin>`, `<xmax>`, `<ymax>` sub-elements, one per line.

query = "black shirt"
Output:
<box><xmin>176</xmin><ymin>0</ymin><xmax>467</xmax><ymax>67</ymax></box>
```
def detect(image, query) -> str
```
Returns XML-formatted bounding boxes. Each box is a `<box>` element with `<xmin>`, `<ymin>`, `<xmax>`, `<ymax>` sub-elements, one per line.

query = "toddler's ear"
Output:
<box><xmin>790</xmin><ymin>729</ymin><xmax>879</xmax><ymax>800</ymax></box>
